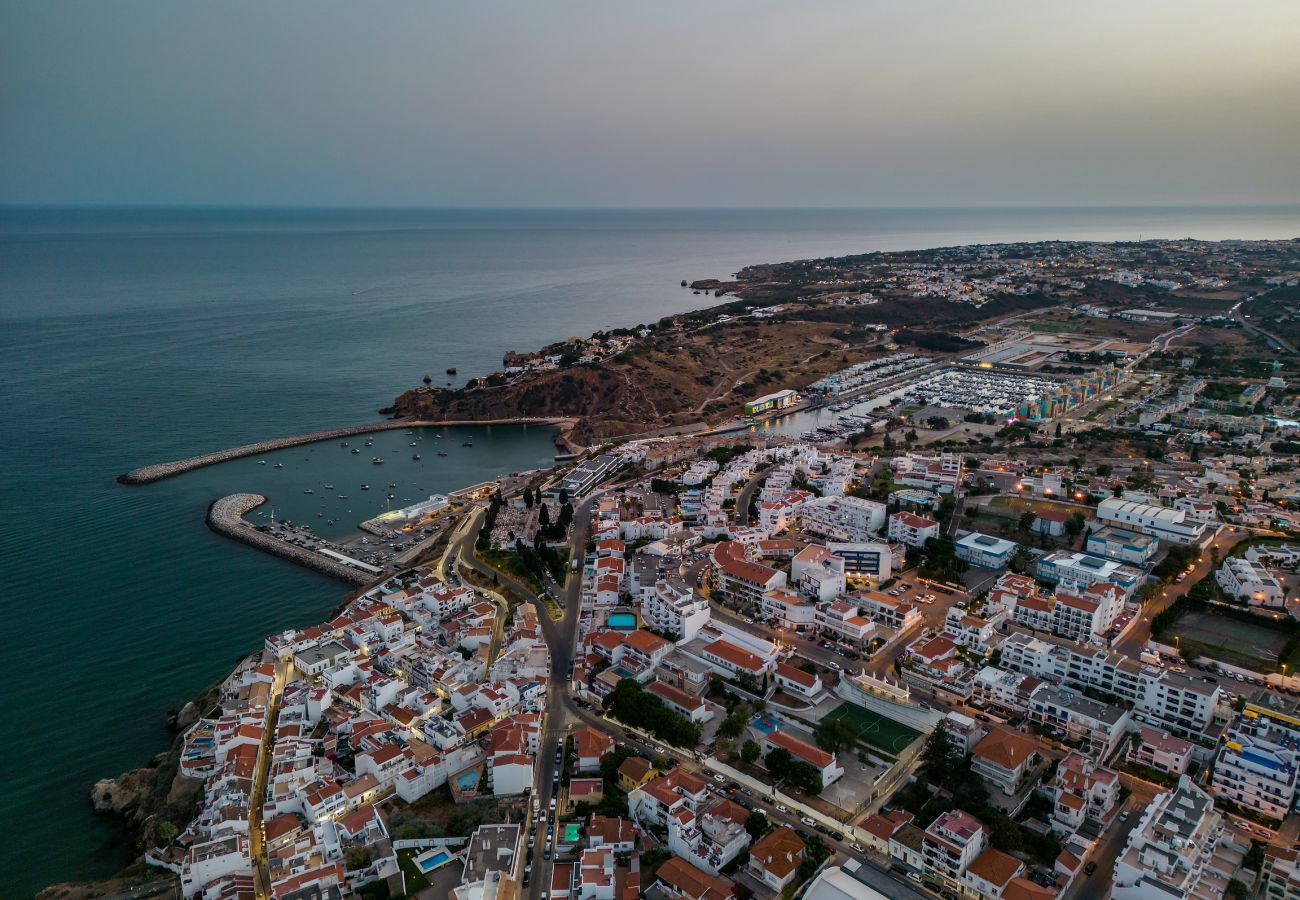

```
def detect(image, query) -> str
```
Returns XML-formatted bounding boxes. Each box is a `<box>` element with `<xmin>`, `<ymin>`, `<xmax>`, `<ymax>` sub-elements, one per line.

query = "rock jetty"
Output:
<box><xmin>206</xmin><ymin>493</ymin><xmax>373</xmax><ymax>586</ymax></box>
<box><xmin>118</xmin><ymin>416</ymin><xmax>573</xmax><ymax>485</ymax></box>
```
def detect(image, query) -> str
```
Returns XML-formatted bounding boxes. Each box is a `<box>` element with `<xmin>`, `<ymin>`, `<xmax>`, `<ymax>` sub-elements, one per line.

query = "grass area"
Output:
<box><xmin>1024</xmin><ymin>320</ymin><xmax>1075</xmax><ymax>333</ymax></box>
<box><xmin>1169</xmin><ymin>610</ymin><xmax>1291</xmax><ymax>672</ymax></box>
<box><xmin>397</xmin><ymin>848</ymin><xmax>432</xmax><ymax>892</ymax></box>
<box><xmin>1162</xmin><ymin>293</ymin><xmax>1243</xmax><ymax>314</ymax></box>
<box><xmin>823</xmin><ymin>702</ymin><xmax>921</xmax><ymax>756</ymax></box>
<box><xmin>477</xmin><ymin>546</ymin><xmax>545</xmax><ymax>594</ymax></box>
<box><xmin>982</xmin><ymin>495</ymin><xmax>1092</xmax><ymax>520</ymax></box>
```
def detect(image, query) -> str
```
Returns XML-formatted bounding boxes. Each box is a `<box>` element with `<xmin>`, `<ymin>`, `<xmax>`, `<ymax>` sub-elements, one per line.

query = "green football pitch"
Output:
<box><xmin>823</xmin><ymin>702</ymin><xmax>922</xmax><ymax>756</ymax></box>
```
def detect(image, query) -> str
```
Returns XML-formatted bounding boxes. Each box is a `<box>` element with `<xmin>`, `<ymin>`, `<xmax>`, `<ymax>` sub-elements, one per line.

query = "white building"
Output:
<box><xmin>999</xmin><ymin>631</ymin><xmax>1220</xmax><ymax>739</ymax></box>
<box><xmin>888</xmin><ymin>511</ymin><xmax>941</xmax><ymax>548</ymax></box>
<box><xmin>642</xmin><ymin>577</ymin><xmax>712</xmax><ymax>641</ymax></box>
<box><xmin>790</xmin><ymin>545</ymin><xmax>847</xmax><ymax>603</ymax></box>
<box><xmin>826</xmin><ymin>542</ymin><xmax>893</xmax><ymax>581</ymax></box>
<box><xmin>1095</xmin><ymin>497</ymin><xmax>1212</xmax><ymax>547</ymax></box>
<box><xmin>1035</xmin><ymin>550</ymin><xmax>1143</xmax><ymax>600</ymax></box>
<box><xmin>1217</xmin><ymin>557</ymin><xmax>1285</xmax><ymax>607</ymax></box>
<box><xmin>955</xmin><ymin>532</ymin><xmax>1018</xmax><ymax>570</ymax></box>
<box><xmin>1212</xmin><ymin>693</ymin><xmax>1300</xmax><ymax>822</ymax></box>
<box><xmin>800</xmin><ymin>495</ymin><xmax>887</xmax><ymax>543</ymax></box>
<box><xmin>1112</xmin><ymin>777</ymin><xmax>1232</xmax><ymax>900</ymax></box>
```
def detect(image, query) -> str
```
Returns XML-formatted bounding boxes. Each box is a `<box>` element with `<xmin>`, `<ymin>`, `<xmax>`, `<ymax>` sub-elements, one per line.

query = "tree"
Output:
<box><xmin>814</xmin><ymin>718</ymin><xmax>858</xmax><ymax>754</ymax></box>
<box><xmin>559</xmin><ymin>488</ymin><xmax>569</xmax><ymax>505</ymax></box>
<box><xmin>1018</xmin><ymin>511</ymin><xmax>1037</xmax><ymax>533</ymax></box>
<box><xmin>741</xmin><ymin>739</ymin><xmax>761</xmax><ymax>765</ymax></box>
<box><xmin>538</xmin><ymin>502</ymin><xmax>551</xmax><ymax>528</ymax></box>
<box><xmin>523</xmin><ymin>488</ymin><xmax>534</xmax><ymax>509</ymax></box>
<box><xmin>1007</xmin><ymin>547</ymin><xmax>1033</xmax><ymax>575</ymax></box>
<box><xmin>765</xmin><ymin>747</ymin><xmax>794</xmax><ymax>778</ymax></box>
<box><xmin>919</xmin><ymin>726</ymin><xmax>959</xmax><ymax>787</ymax></box>
<box><xmin>718</xmin><ymin>711</ymin><xmax>749</xmax><ymax>740</ymax></box>
<box><xmin>744</xmin><ymin>810</ymin><xmax>769</xmax><ymax>841</ymax></box>
<box><xmin>790</xmin><ymin>761</ymin><xmax>824</xmax><ymax>795</ymax></box>
<box><xmin>1065</xmin><ymin>512</ymin><xmax>1086</xmax><ymax>539</ymax></box>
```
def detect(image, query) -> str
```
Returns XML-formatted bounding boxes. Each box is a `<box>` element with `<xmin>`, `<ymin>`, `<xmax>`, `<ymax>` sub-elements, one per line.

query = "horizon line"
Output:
<box><xmin>5</xmin><ymin>201</ymin><xmax>1300</xmax><ymax>213</ymax></box>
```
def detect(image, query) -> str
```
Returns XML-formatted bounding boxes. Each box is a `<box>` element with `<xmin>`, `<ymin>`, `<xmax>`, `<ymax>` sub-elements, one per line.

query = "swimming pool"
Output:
<box><xmin>752</xmin><ymin>713</ymin><xmax>779</xmax><ymax>734</ymax></box>
<box><xmin>454</xmin><ymin>769</ymin><xmax>481</xmax><ymax>791</ymax></box>
<box><xmin>563</xmin><ymin>823</ymin><xmax>581</xmax><ymax>843</ymax></box>
<box><xmin>413</xmin><ymin>848</ymin><xmax>452</xmax><ymax>873</ymax></box>
<box><xmin>607</xmin><ymin>612</ymin><xmax>637</xmax><ymax>630</ymax></box>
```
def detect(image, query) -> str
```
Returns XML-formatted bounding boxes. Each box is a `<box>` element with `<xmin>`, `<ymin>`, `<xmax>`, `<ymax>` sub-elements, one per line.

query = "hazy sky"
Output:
<box><xmin>3</xmin><ymin>0</ymin><xmax>1299</xmax><ymax>207</ymax></box>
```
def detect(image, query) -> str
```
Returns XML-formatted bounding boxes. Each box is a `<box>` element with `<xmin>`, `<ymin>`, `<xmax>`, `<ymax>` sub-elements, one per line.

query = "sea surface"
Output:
<box><xmin>2</xmin><ymin>205</ymin><xmax>1298</xmax><ymax>895</ymax></box>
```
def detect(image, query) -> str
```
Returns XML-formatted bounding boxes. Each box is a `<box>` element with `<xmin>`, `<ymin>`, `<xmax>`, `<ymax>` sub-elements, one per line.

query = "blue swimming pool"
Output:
<box><xmin>454</xmin><ymin>769</ymin><xmax>481</xmax><ymax>791</ymax></box>
<box><xmin>608</xmin><ymin>613</ymin><xmax>636</xmax><ymax>629</ymax></box>
<box><xmin>413</xmin><ymin>849</ymin><xmax>452</xmax><ymax>873</ymax></box>
<box><xmin>752</xmin><ymin>713</ymin><xmax>779</xmax><ymax>734</ymax></box>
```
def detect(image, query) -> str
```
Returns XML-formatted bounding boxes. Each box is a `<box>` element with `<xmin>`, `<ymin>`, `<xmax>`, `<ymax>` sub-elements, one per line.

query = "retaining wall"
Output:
<box><xmin>206</xmin><ymin>493</ymin><xmax>374</xmax><ymax>586</ymax></box>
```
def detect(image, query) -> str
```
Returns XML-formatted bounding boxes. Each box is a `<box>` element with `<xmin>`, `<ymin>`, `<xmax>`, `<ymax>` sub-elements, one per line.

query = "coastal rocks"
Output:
<box><xmin>167</xmin><ymin>700</ymin><xmax>199</xmax><ymax>732</ymax></box>
<box><xmin>207</xmin><ymin>493</ymin><xmax>373</xmax><ymax>586</ymax></box>
<box><xmin>90</xmin><ymin>768</ymin><xmax>153</xmax><ymax>816</ymax></box>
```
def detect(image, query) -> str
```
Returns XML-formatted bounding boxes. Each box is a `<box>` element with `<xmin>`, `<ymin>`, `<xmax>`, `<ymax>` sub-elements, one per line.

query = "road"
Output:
<box><xmin>734</xmin><ymin>465</ymin><xmax>775</xmax><ymax>526</ymax></box>
<box><xmin>1063</xmin><ymin>775</ymin><xmax>1160</xmax><ymax>900</ymax></box>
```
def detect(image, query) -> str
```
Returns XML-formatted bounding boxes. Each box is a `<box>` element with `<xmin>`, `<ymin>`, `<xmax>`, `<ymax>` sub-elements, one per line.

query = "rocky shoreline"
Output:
<box><xmin>206</xmin><ymin>492</ymin><xmax>374</xmax><ymax>586</ymax></box>
<box><xmin>118</xmin><ymin>416</ymin><xmax>575</xmax><ymax>485</ymax></box>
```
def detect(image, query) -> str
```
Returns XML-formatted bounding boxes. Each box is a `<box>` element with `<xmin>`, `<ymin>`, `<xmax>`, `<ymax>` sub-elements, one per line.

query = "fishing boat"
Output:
<box><xmin>340</xmin><ymin>441</ymin><xmax>348</xmax><ymax>447</ymax></box>
<box><xmin>462</xmin><ymin>442</ymin><xmax>473</xmax><ymax>447</ymax></box>
<box><xmin>274</xmin><ymin>463</ymin><xmax>284</xmax><ymax>469</ymax></box>
<box><xmin>258</xmin><ymin>459</ymin><xmax>267</xmax><ymax>465</ymax></box>
<box><xmin>372</xmin><ymin>457</ymin><xmax>384</xmax><ymax>465</ymax></box>
<box><xmin>410</xmin><ymin>441</ymin><xmax>417</xmax><ymax>446</ymax></box>
<box><xmin>361</xmin><ymin>485</ymin><xmax>370</xmax><ymax>490</ymax></box>
<box><xmin>324</xmin><ymin>484</ymin><xmax>334</xmax><ymax>490</ymax></box>
<box><xmin>437</xmin><ymin>451</ymin><xmax>448</xmax><ymax>457</ymax></box>
<box><xmin>337</xmin><ymin>495</ymin><xmax>348</xmax><ymax>499</ymax></box>
<box><xmin>351</xmin><ymin>448</ymin><xmax>360</xmax><ymax>454</ymax></box>
<box><xmin>412</xmin><ymin>453</ymin><xmax>421</xmax><ymax>460</ymax></box>
<box><xmin>303</xmin><ymin>489</ymin><xmax>313</xmax><ymax>495</ymax></box>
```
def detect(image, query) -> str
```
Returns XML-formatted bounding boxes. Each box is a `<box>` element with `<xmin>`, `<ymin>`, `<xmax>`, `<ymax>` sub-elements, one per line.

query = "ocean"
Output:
<box><xmin>2</xmin><ymin>205</ymin><xmax>1298</xmax><ymax>895</ymax></box>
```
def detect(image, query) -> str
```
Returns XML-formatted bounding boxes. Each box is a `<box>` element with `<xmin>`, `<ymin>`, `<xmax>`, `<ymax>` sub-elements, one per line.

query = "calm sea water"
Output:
<box><xmin>2</xmin><ymin>206</ymin><xmax>1298</xmax><ymax>894</ymax></box>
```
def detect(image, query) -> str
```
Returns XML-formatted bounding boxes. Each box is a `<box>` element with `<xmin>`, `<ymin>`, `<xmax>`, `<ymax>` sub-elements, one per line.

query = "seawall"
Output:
<box><xmin>118</xmin><ymin>416</ymin><xmax>574</xmax><ymax>485</ymax></box>
<box><xmin>206</xmin><ymin>493</ymin><xmax>374</xmax><ymax>586</ymax></box>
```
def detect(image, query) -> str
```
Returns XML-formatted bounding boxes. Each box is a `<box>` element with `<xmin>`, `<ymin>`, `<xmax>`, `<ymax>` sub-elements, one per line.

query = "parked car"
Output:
<box><xmin>801</xmin><ymin>816</ymin><xmax>817</xmax><ymax>826</ymax></box>
<box><xmin>1084</xmin><ymin>861</ymin><xmax>1098</xmax><ymax>876</ymax></box>
<box><xmin>850</xmin><ymin>842</ymin><xmax>866</xmax><ymax>853</ymax></box>
<box><xmin>775</xmin><ymin>804</ymin><xmax>788</xmax><ymax>813</ymax></box>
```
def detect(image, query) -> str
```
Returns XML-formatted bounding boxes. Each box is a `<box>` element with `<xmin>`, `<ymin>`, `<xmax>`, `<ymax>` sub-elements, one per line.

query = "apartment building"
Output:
<box><xmin>1212</xmin><ymin>693</ymin><xmax>1300</xmax><ymax>822</ymax></box>
<box><xmin>760</xmin><ymin>588</ymin><xmax>817</xmax><ymax>631</ymax></box>
<box><xmin>800</xmin><ymin>495</ymin><xmax>886</xmax><ymax>542</ymax></box>
<box><xmin>856</xmin><ymin>590</ymin><xmax>923</xmax><ymax>631</ymax></box>
<box><xmin>888</xmin><ymin>511</ymin><xmax>941</xmax><ymax>548</ymax></box>
<box><xmin>709</xmin><ymin>541</ymin><xmax>787</xmax><ymax>607</ymax></box>
<box><xmin>1036</xmin><ymin>549</ymin><xmax>1142</xmax><ymax>599</ymax></box>
<box><xmin>1051</xmin><ymin>752</ymin><xmax>1119</xmax><ymax>836</ymax></box>
<box><xmin>1127</xmin><ymin>725</ymin><xmax>1193</xmax><ymax>776</ymax></box>
<box><xmin>1028</xmin><ymin>684</ymin><xmax>1132</xmax><ymax>759</ymax></box>
<box><xmin>790</xmin><ymin>545</ymin><xmax>847</xmax><ymax>603</ymax></box>
<box><xmin>955</xmin><ymin>532</ymin><xmax>1019</xmax><ymax>570</ymax></box>
<box><xmin>1086</xmin><ymin>525</ymin><xmax>1159</xmax><ymax>565</ymax></box>
<box><xmin>826</xmin><ymin>541</ymin><xmax>893</xmax><ymax>581</ymax></box>
<box><xmin>814</xmin><ymin>599</ymin><xmax>878</xmax><ymax>645</ymax></box>
<box><xmin>1112</xmin><ymin>777</ymin><xmax>1232</xmax><ymax>900</ymax></box>
<box><xmin>1217</xmin><ymin>557</ymin><xmax>1286</xmax><ymax>607</ymax></box>
<box><xmin>921</xmin><ymin>810</ymin><xmax>987</xmax><ymax>886</ymax></box>
<box><xmin>999</xmin><ymin>630</ymin><xmax>1220</xmax><ymax>739</ymax></box>
<box><xmin>642</xmin><ymin>577</ymin><xmax>712</xmax><ymax>641</ymax></box>
<box><xmin>970</xmin><ymin>728</ymin><xmax>1039</xmax><ymax>796</ymax></box>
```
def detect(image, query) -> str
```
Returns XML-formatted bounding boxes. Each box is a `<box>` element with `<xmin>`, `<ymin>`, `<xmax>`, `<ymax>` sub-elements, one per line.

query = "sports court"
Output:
<box><xmin>822</xmin><ymin>702</ymin><xmax>921</xmax><ymax>757</ymax></box>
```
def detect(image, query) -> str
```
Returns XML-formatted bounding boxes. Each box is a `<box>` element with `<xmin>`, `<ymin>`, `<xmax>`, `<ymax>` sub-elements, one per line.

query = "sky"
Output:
<box><xmin>3</xmin><ymin>0</ymin><xmax>1299</xmax><ymax>208</ymax></box>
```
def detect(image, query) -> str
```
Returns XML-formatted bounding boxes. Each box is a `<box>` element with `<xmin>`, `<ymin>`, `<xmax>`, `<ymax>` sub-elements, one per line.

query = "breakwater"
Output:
<box><xmin>118</xmin><ymin>417</ymin><xmax>574</xmax><ymax>485</ymax></box>
<box><xmin>206</xmin><ymin>493</ymin><xmax>374</xmax><ymax>586</ymax></box>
